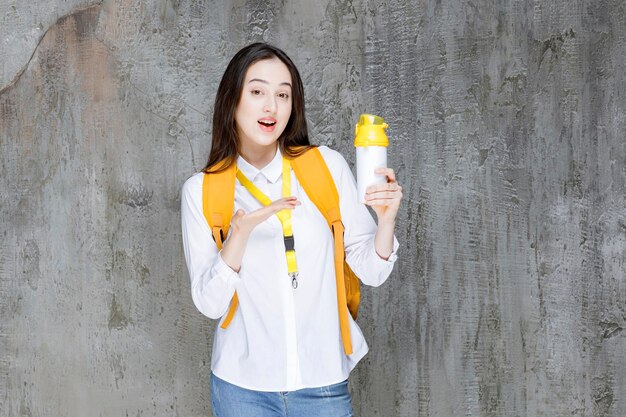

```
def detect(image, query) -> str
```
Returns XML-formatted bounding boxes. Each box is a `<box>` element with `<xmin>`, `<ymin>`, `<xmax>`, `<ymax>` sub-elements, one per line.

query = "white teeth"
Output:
<box><xmin>258</xmin><ymin>120</ymin><xmax>276</xmax><ymax>126</ymax></box>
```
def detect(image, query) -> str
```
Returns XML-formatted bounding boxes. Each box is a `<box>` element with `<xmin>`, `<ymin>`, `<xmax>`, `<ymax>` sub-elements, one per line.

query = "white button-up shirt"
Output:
<box><xmin>181</xmin><ymin>146</ymin><xmax>398</xmax><ymax>391</ymax></box>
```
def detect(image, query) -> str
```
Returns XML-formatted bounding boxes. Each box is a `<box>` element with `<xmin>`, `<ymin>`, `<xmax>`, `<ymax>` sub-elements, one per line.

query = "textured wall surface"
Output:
<box><xmin>1</xmin><ymin>0</ymin><xmax>625</xmax><ymax>416</ymax></box>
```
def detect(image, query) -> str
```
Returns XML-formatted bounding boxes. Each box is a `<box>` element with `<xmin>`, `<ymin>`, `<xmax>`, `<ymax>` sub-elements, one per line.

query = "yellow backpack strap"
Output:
<box><xmin>291</xmin><ymin>147</ymin><xmax>356</xmax><ymax>355</ymax></box>
<box><xmin>202</xmin><ymin>162</ymin><xmax>240</xmax><ymax>329</ymax></box>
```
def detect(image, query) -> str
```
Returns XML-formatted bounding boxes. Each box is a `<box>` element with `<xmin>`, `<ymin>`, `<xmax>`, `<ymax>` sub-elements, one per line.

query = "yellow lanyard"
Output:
<box><xmin>236</xmin><ymin>157</ymin><xmax>299</xmax><ymax>288</ymax></box>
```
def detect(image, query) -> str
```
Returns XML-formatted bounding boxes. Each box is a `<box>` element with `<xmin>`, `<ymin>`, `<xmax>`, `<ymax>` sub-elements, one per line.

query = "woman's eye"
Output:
<box><xmin>251</xmin><ymin>89</ymin><xmax>262</xmax><ymax>95</ymax></box>
<box><xmin>278</xmin><ymin>92</ymin><xmax>289</xmax><ymax>99</ymax></box>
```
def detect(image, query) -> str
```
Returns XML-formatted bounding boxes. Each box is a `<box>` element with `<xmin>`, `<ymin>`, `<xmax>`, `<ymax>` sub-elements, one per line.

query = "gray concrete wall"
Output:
<box><xmin>1</xmin><ymin>0</ymin><xmax>624</xmax><ymax>416</ymax></box>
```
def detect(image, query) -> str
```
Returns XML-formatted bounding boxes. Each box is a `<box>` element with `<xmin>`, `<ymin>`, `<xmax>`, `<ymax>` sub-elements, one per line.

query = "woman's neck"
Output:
<box><xmin>239</xmin><ymin>143</ymin><xmax>279</xmax><ymax>169</ymax></box>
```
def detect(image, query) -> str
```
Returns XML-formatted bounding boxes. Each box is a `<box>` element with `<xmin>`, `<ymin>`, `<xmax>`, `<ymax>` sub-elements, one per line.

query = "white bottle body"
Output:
<box><xmin>356</xmin><ymin>146</ymin><xmax>388</xmax><ymax>204</ymax></box>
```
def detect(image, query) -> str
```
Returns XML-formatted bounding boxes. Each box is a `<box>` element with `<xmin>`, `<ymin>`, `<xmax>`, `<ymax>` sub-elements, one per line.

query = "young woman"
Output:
<box><xmin>181</xmin><ymin>43</ymin><xmax>402</xmax><ymax>417</ymax></box>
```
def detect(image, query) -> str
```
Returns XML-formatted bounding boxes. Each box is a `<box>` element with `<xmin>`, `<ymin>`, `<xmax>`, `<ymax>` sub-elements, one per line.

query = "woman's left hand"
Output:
<box><xmin>364</xmin><ymin>167</ymin><xmax>403</xmax><ymax>224</ymax></box>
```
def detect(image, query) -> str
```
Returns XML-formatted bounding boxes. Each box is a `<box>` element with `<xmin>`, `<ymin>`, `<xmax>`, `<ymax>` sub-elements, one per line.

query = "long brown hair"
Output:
<box><xmin>203</xmin><ymin>43</ymin><xmax>314</xmax><ymax>173</ymax></box>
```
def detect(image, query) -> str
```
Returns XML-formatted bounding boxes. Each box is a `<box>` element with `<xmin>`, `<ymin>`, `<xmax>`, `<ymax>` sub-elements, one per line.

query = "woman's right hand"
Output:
<box><xmin>220</xmin><ymin>197</ymin><xmax>300</xmax><ymax>273</ymax></box>
<box><xmin>230</xmin><ymin>196</ymin><xmax>301</xmax><ymax>235</ymax></box>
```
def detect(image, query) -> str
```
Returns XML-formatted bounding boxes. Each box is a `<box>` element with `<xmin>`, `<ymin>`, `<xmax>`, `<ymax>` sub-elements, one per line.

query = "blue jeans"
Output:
<box><xmin>210</xmin><ymin>373</ymin><xmax>354</xmax><ymax>417</ymax></box>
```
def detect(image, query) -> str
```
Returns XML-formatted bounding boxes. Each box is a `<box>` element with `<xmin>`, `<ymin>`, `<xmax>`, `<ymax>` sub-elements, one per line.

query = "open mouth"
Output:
<box><xmin>258</xmin><ymin>119</ymin><xmax>276</xmax><ymax>127</ymax></box>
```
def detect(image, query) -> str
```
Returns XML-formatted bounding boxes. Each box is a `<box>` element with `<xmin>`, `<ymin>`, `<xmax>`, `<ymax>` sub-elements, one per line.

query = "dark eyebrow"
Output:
<box><xmin>248</xmin><ymin>78</ymin><xmax>292</xmax><ymax>88</ymax></box>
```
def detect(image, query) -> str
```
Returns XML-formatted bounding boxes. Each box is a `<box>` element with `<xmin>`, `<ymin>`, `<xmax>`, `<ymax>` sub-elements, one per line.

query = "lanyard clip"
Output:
<box><xmin>289</xmin><ymin>272</ymin><xmax>298</xmax><ymax>289</ymax></box>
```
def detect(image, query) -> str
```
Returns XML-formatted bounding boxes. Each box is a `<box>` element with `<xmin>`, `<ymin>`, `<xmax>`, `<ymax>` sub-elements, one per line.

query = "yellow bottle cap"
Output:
<box><xmin>354</xmin><ymin>114</ymin><xmax>389</xmax><ymax>147</ymax></box>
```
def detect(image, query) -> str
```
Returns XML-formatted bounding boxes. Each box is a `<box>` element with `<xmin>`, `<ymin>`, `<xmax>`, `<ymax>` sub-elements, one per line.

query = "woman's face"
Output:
<box><xmin>235</xmin><ymin>58</ymin><xmax>293</xmax><ymax>155</ymax></box>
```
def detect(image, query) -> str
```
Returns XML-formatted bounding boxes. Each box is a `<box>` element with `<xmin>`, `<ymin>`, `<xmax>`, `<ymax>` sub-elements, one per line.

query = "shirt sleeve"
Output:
<box><xmin>320</xmin><ymin>147</ymin><xmax>399</xmax><ymax>287</ymax></box>
<box><xmin>180</xmin><ymin>173</ymin><xmax>240</xmax><ymax>320</ymax></box>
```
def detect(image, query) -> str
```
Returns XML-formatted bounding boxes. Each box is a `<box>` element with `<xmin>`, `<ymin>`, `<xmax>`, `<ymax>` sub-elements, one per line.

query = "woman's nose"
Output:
<box><xmin>263</xmin><ymin>95</ymin><xmax>277</xmax><ymax>113</ymax></box>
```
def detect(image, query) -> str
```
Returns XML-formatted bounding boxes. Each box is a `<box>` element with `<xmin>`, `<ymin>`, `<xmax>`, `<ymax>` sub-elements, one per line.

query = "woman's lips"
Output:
<box><xmin>258</xmin><ymin>118</ymin><xmax>277</xmax><ymax>132</ymax></box>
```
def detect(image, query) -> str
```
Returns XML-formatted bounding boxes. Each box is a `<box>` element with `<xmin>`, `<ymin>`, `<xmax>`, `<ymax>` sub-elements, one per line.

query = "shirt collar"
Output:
<box><xmin>236</xmin><ymin>147</ymin><xmax>283</xmax><ymax>184</ymax></box>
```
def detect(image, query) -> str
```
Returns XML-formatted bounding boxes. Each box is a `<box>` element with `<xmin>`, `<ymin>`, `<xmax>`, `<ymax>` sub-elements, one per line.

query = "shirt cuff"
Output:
<box><xmin>374</xmin><ymin>235</ymin><xmax>399</xmax><ymax>264</ymax></box>
<box><xmin>213</xmin><ymin>252</ymin><xmax>241</xmax><ymax>285</ymax></box>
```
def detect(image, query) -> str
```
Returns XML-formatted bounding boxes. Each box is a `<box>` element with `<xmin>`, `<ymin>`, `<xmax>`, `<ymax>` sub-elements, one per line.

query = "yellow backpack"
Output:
<box><xmin>201</xmin><ymin>147</ymin><xmax>360</xmax><ymax>355</ymax></box>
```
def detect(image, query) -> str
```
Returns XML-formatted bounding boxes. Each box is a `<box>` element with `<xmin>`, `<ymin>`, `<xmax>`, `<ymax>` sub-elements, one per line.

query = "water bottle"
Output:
<box><xmin>354</xmin><ymin>114</ymin><xmax>389</xmax><ymax>204</ymax></box>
